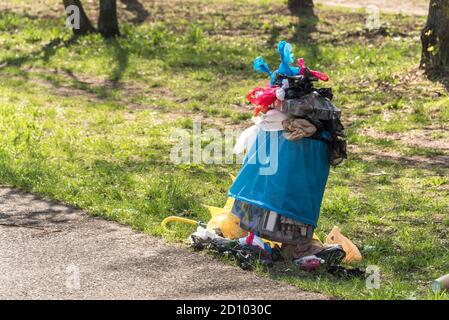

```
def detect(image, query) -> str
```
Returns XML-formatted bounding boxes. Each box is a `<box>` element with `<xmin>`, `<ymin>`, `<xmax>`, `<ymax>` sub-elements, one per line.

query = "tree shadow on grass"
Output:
<box><xmin>266</xmin><ymin>5</ymin><xmax>321</xmax><ymax>69</ymax></box>
<box><xmin>107</xmin><ymin>38</ymin><xmax>129</xmax><ymax>87</ymax></box>
<box><xmin>426</xmin><ymin>72</ymin><xmax>449</xmax><ymax>93</ymax></box>
<box><xmin>291</xmin><ymin>6</ymin><xmax>320</xmax><ymax>65</ymax></box>
<box><xmin>120</xmin><ymin>0</ymin><xmax>150</xmax><ymax>24</ymax></box>
<box><xmin>351</xmin><ymin>152</ymin><xmax>449</xmax><ymax>171</ymax></box>
<box><xmin>58</xmin><ymin>37</ymin><xmax>130</xmax><ymax>91</ymax></box>
<box><xmin>0</xmin><ymin>35</ymin><xmax>130</xmax><ymax>100</ymax></box>
<box><xmin>0</xmin><ymin>36</ymin><xmax>79</xmax><ymax>70</ymax></box>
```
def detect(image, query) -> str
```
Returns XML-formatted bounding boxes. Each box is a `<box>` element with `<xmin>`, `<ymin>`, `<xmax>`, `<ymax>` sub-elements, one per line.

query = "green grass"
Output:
<box><xmin>0</xmin><ymin>0</ymin><xmax>448</xmax><ymax>300</ymax></box>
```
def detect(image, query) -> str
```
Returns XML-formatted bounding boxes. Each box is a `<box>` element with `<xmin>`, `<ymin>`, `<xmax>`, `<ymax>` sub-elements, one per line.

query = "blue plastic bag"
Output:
<box><xmin>228</xmin><ymin>130</ymin><xmax>330</xmax><ymax>227</ymax></box>
<box><xmin>252</xmin><ymin>41</ymin><xmax>301</xmax><ymax>85</ymax></box>
<box><xmin>277</xmin><ymin>41</ymin><xmax>299</xmax><ymax>77</ymax></box>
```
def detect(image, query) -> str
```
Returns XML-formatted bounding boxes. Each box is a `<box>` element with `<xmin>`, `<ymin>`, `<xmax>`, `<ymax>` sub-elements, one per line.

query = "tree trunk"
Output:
<box><xmin>63</xmin><ymin>0</ymin><xmax>95</xmax><ymax>36</ymax></box>
<box><xmin>421</xmin><ymin>0</ymin><xmax>449</xmax><ymax>74</ymax></box>
<box><xmin>288</xmin><ymin>0</ymin><xmax>314</xmax><ymax>14</ymax></box>
<box><xmin>98</xmin><ymin>0</ymin><xmax>120</xmax><ymax>38</ymax></box>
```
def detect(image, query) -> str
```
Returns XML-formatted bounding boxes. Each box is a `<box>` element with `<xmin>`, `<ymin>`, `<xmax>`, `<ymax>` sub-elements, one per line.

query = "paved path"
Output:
<box><xmin>0</xmin><ymin>187</ymin><xmax>326</xmax><ymax>300</ymax></box>
<box><xmin>316</xmin><ymin>0</ymin><xmax>428</xmax><ymax>15</ymax></box>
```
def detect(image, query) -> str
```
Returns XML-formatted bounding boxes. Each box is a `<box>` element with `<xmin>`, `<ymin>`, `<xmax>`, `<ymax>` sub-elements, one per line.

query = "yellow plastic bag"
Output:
<box><xmin>325</xmin><ymin>226</ymin><xmax>362</xmax><ymax>263</ymax></box>
<box><xmin>204</xmin><ymin>197</ymin><xmax>247</xmax><ymax>239</ymax></box>
<box><xmin>162</xmin><ymin>196</ymin><xmax>247</xmax><ymax>240</ymax></box>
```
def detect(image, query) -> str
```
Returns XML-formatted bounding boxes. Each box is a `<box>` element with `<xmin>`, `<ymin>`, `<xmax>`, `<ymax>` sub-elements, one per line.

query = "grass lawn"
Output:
<box><xmin>0</xmin><ymin>0</ymin><xmax>448</xmax><ymax>300</ymax></box>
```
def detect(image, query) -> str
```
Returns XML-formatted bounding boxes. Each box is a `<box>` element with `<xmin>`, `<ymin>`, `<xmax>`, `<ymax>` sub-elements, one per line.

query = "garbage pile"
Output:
<box><xmin>162</xmin><ymin>196</ymin><xmax>364</xmax><ymax>277</ymax></box>
<box><xmin>243</xmin><ymin>40</ymin><xmax>347</xmax><ymax>166</ymax></box>
<box><xmin>162</xmin><ymin>41</ymin><xmax>364</xmax><ymax>279</ymax></box>
<box><xmin>188</xmin><ymin>221</ymin><xmax>364</xmax><ymax>278</ymax></box>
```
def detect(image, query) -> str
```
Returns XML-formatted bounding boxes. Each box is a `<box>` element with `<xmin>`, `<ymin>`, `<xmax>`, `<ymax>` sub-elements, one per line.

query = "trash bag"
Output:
<box><xmin>315</xmin><ymin>244</ymin><xmax>346</xmax><ymax>266</ymax></box>
<box><xmin>203</xmin><ymin>197</ymin><xmax>248</xmax><ymax>240</ymax></box>
<box><xmin>324</xmin><ymin>226</ymin><xmax>362</xmax><ymax>263</ymax></box>
<box><xmin>277</xmin><ymin>92</ymin><xmax>341</xmax><ymax>121</ymax></box>
<box><xmin>228</xmin><ymin>130</ymin><xmax>330</xmax><ymax>228</ymax></box>
<box><xmin>327</xmin><ymin>136</ymin><xmax>347</xmax><ymax>166</ymax></box>
<box><xmin>206</xmin><ymin>211</ymin><xmax>247</xmax><ymax>240</ymax></box>
<box><xmin>189</xmin><ymin>234</ymin><xmax>281</xmax><ymax>271</ymax></box>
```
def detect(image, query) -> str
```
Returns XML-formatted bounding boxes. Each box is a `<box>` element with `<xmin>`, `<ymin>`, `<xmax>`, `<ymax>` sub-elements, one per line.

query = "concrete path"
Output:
<box><xmin>0</xmin><ymin>187</ymin><xmax>326</xmax><ymax>300</ymax></box>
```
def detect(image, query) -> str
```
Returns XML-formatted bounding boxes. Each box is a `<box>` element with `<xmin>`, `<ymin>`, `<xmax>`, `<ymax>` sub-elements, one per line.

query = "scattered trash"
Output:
<box><xmin>189</xmin><ymin>233</ymin><xmax>281</xmax><ymax>271</ymax></box>
<box><xmin>185</xmin><ymin>222</ymin><xmax>362</xmax><ymax>277</ymax></box>
<box><xmin>188</xmin><ymin>226</ymin><xmax>222</xmax><ymax>242</ymax></box>
<box><xmin>237</xmin><ymin>232</ymin><xmax>272</xmax><ymax>254</ymax></box>
<box><xmin>287</xmin><ymin>241</ymin><xmax>362</xmax><ymax>278</ymax></box>
<box><xmin>294</xmin><ymin>255</ymin><xmax>324</xmax><ymax>272</ymax></box>
<box><xmin>281</xmin><ymin>238</ymin><xmax>325</xmax><ymax>260</ymax></box>
<box><xmin>431</xmin><ymin>273</ymin><xmax>449</xmax><ymax>293</ymax></box>
<box><xmin>325</xmin><ymin>226</ymin><xmax>362</xmax><ymax>263</ymax></box>
<box><xmin>203</xmin><ymin>197</ymin><xmax>248</xmax><ymax>240</ymax></box>
<box><xmin>315</xmin><ymin>244</ymin><xmax>347</xmax><ymax>267</ymax></box>
<box><xmin>161</xmin><ymin>216</ymin><xmax>204</xmax><ymax>233</ymax></box>
<box><xmin>161</xmin><ymin>196</ymin><xmax>247</xmax><ymax>240</ymax></box>
<box><xmin>327</xmin><ymin>266</ymin><xmax>366</xmax><ymax>279</ymax></box>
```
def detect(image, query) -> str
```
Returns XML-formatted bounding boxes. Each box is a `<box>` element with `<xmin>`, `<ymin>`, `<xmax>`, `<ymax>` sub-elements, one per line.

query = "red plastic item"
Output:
<box><xmin>246</xmin><ymin>86</ymin><xmax>278</xmax><ymax>116</ymax></box>
<box><xmin>298</xmin><ymin>58</ymin><xmax>329</xmax><ymax>82</ymax></box>
<box><xmin>296</xmin><ymin>256</ymin><xmax>322</xmax><ymax>272</ymax></box>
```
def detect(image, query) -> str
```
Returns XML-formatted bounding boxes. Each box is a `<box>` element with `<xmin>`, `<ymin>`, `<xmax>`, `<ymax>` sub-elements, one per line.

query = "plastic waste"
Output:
<box><xmin>246</xmin><ymin>86</ymin><xmax>278</xmax><ymax>116</ymax></box>
<box><xmin>233</xmin><ymin>125</ymin><xmax>259</xmax><ymax>155</ymax></box>
<box><xmin>275</xmin><ymin>78</ymin><xmax>289</xmax><ymax>101</ymax></box>
<box><xmin>315</xmin><ymin>244</ymin><xmax>346</xmax><ymax>266</ymax></box>
<box><xmin>297</xmin><ymin>58</ymin><xmax>329</xmax><ymax>82</ymax></box>
<box><xmin>275</xmin><ymin>87</ymin><xmax>286</xmax><ymax>101</ymax></box>
<box><xmin>161</xmin><ymin>195</ymin><xmax>247</xmax><ymax>240</ymax></box>
<box><xmin>253</xmin><ymin>56</ymin><xmax>273</xmax><ymax>78</ymax></box>
<box><xmin>206</xmin><ymin>211</ymin><xmax>247</xmax><ymax>240</ymax></box>
<box><xmin>204</xmin><ymin>197</ymin><xmax>248</xmax><ymax>240</ymax></box>
<box><xmin>237</xmin><ymin>232</ymin><xmax>272</xmax><ymax>254</ymax></box>
<box><xmin>248</xmin><ymin>41</ymin><xmax>331</xmax><ymax>116</ymax></box>
<box><xmin>277</xmin><ymin>92</ymin><xmax>341</xmax><ymax>120</ymax></box>
<box><xmin>277</xmin><ymin>41</ymin><xmax>300</xmax><ymax>78</ymax></box>
<box><xmin>188</xmin><ymin>226</ymin><xmax>222</xmax><ymax>243</ymax></box>
<box><xmin>161</xmin><ymin>216</ymin><xmax>203</xmax><ymax>232</ymax></box>
<box><xmin>294</xmin><ymin>255</ymin><xmax>324</xmax><ymax>272</ymax></box>
<box><xmin>233</xmin><ymin>109</ymin><xmax>288</xmax><ymax>155</ymax></box>
<box><xmin>253</xmin><ymin>42</ymin><xmax>301</xmax><ymax>86</ymax></box>
<box><xmin>189</xmin><ymin>232</ymin><xmax>278</xmax><ymax>271</ymax></box>
<box><xmin>324</xmin><ymin>226</ymin><xmax>362</xmax><ymax>263</ymax></box>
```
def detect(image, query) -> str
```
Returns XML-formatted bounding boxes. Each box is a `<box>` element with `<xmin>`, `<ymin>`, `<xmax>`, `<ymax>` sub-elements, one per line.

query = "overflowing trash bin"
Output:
<box><xmin>229</xmin><ymin>41</ymin><xmax>346</xmax><ymax>249</ymax></box>
<box><xmin>162</xmin><ymin>41</ymin><xmax>363</xmax><ymax>277</ymax></box>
